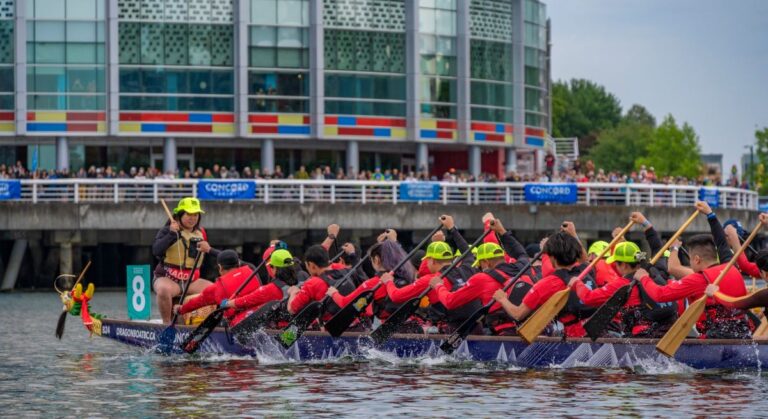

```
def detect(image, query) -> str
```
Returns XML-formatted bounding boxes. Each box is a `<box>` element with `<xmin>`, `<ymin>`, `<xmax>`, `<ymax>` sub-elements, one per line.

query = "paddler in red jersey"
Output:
<box><xmin>427</xmin><ymin>218</ymin><xmax>534</xmax><ymax>333</ymax></box>
<box><xmin>571</xmin><ymin>241</ymin><xmax>677</xmax><ymax>337</ymax></box>
<box><xmin>152</xmin><ymin>197</ymin><xmax>216</xmax><ymax>323</ymax></box>
<box><xmin>635</xmin><ymin>233</ymin><xmax>751</xmax><ymax>339</ymax></box>
<box><xmin>586</xmin><ymin>240</ymin><xmax>620</xmax><ymax>287</ymax></box>
<box><xmin>492</xmin><ymin>228</ymin><xmax>596</xmax><ymax>338</ymax></box>
<box><xmin>220</xmin><ymin>248</ymin><xmax>301</xmax><ymax>327</ymax></box>
<box><xmin>287</xmin><ymin>244</ymin><xmax>361</xmax><ymax>321</ymax></box>
<box><xmin>173</xmin><ymin>250</ymin><xmax>260</xmax><ymax>326</ymax></box>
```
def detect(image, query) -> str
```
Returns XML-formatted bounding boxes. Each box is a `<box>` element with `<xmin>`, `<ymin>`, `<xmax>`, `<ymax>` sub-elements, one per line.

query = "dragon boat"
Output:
<box><xmin>79</xmin><ymin>317</ymin><xmax>767</xmax><ymax>370</ymax></box>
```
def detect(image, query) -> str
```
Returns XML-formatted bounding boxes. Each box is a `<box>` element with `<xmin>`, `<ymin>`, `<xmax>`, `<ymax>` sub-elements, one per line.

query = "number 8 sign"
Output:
<box><xmin>127</xmin><ymin>265</ymin><xmax>151</xmax><ymax>320</ymax></box>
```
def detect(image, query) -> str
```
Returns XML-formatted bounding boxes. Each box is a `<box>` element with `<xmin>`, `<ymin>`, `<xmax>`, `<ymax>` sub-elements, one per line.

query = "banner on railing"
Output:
<box><xmin>399</xmin><ymin>182</ymin><xmax>441</xmax><ymax>201</ymax></box>
<box><xmin>0</xmin><ymin>180</ymin><xmax>21</xmax><ymax>200</ymax></box>
<box><xmin>197</xmin><ymin>180</ymin><xmax>256</xmax><ymax>200</ymax></box>
<box><xmin>524</xmin><ymin>183</ymin><xmax>578</xmax><ymax>204</ymax></box>
<box><xmin>698</xmin><ymin>188</ymin><xmax>720</xmax><ymax>209</ymax></box>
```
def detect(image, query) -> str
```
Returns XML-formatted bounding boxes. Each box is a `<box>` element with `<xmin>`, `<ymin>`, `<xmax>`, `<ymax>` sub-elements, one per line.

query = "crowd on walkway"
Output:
<box><xmin>0</xmin><ymin>157</ymin><xmax>750</xmax><ymax>189</ymax></box>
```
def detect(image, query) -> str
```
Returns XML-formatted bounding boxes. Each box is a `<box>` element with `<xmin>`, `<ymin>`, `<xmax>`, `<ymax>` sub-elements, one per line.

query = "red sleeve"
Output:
<box><xmin>521</xmin><ymin>276</ymin><xmax>562</xmax><ymax>310</ymax></box>
<box><xmin>200</xmin><ymin>227</ymin><xmax>208</xmax><ymax>241</ymax></box>
<box><xmin>435</xmin><ymin>276</ymin><xmax>481</xmax><ymax>309</ymax></box>
<box><xmin>483</xmin><ymin>220</ymin><xmax>499</xmax><ymax>244</ymax></box>
<box><xmin>594</xmin><ymin>260</ymin><xmax>620</xmax><ymax>287</ymax></box>
<box><xmin>386</xmin><ymin>275</ymin><xmax>431</xmax><ymax>304</ymax></box>
<box><xmin>289</xmin><ymin>278</ymin><xmax>326</xmax><ymax>313</ymax></box>
<box><xmin>232</xmin><ymin>284</ymin><xmax>281</xmax><ymax>310</ymax></box>
<box><xmin>332</xmin><ymin>277</ymin><xmax>380</xmax><ymax>308</ymax></box>
<box><xmin>418</xmin><ymin>259</ymin><xmax>431</xmax><ymax>277</ymax></box>
<box><xmin>179</xmin><ymin>286</ymin><xmax>217</xmax><ymax>314</ymax></box>
<box><xmin>573</xmin><ymin>278</ymin><xmax>624</xmax><ymax>307</ymax></box>
<box><xmin>639</xmin><ymin>274</ymin><xmax>707</xmax><ymax>303</ymax></box>
<box><xmin>737</xmin><ymin>253</ymin><xmax>761</xmax><ymax>278</ymax></box>
<box><xmin>541</xmin><ymin>254</ymin><xmax>555</xmax><ymax>276</ymax></box>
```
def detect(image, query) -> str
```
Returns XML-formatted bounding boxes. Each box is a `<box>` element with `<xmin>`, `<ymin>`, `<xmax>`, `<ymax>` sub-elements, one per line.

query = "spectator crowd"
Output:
<box><xmin>0</xmin><ymin>156</ymin><xmax>750</xmax><ymax>190</ymax></box>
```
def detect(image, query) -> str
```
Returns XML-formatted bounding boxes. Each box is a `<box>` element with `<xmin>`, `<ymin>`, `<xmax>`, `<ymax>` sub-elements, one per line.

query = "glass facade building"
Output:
<box><xmin>0</xmin><ymin>0</ymin><xmax>551</xmax><ymax>177</ymax></box>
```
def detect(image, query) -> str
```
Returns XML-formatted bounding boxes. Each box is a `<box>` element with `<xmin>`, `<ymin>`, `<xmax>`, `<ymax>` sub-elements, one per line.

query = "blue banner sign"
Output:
<box><xmin>399</xmin><ymin>182</ymin><xmax>441</xmax><ymax>201</ymax></box>
<box><xmin>524</xmin><ymin>183</ymin><xmax>578</xmax><ymax>204</ymax></box>
<box><xmin>126</xmin><ymin>265</ymin><xmax>151</xmax><ymax>320</ymax></box>
<box><xmin>0</xmin><ymin>180</ymin><xmax>21</xmax><ymax>200</ymax></box>
<box><xmin>197</xmin><ymin>180</ymin><xmax>256</xmax><ymax>200</ymax></box>
<box><xmin>698</xmin><ymin>188</ymin><xmax>720</xmax><ymax>209</ymax></box>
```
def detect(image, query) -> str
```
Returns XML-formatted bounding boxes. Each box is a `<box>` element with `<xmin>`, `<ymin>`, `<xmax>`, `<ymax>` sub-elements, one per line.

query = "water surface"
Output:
<box><xmin>1</xmin><ymin>292</ymin><xmax>767</xmax><ymax>417</ymax></box>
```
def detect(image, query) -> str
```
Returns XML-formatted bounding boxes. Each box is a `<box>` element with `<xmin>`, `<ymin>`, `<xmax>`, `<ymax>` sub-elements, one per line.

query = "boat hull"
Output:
<box><xmin>95</xmin><ymin>319</ymin><xmax>767</xmax><ymax>369</ymax></box>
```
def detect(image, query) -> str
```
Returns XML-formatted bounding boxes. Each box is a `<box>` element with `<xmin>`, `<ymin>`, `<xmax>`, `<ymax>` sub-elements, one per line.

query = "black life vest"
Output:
<box><xmin>317</xmin><ymin>269</ymin><xmax>358</xmax><ymax>315</ymax></box>
<box><xmin>553</xmin><ymin>266</ymin><xmax>598</xmax><ymax>323</ymax></box>
<box><xmin>426</xmin><ymin>267</ymin><xmax>483</xmax><ymax>324</ymax></box>
<box><xmin>373</xmin><ymin>272</ymin><xmax>412</xmax><ymax>319</ymax></box>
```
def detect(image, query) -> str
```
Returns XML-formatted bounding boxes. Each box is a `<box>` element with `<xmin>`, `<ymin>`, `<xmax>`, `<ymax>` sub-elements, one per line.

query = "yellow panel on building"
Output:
<box><xmin>0</xmin><ymin>122</ymin><xmax>14</xmax><ymax>132</ymax></box>
<box><xmin>324</xmin><ymin>126</ymin><xmax>338</xmax><ymax>136</ymax></box>
<box><xmin>277</xmin><ymin>114</ymin><xmax>304</xmax><ymax>125</ymax></box>
<box><xmin>212</xmin><ymin>124</ymin><xmax>234</xmax><ymax>134</ymax></box>
<box><xmin>419</xmin><ymin>119</ymin><xmax>437</xmax><ymax>129</ymax></box>
<box><xmin>35</xmin><ymin>112</ymin><xmax>67</xmax><ymax>122</ymax></box>
<box><xmin>119</xmin><ymin>123</ymin><xmax>142</xmax><ymax>132</ymax></box>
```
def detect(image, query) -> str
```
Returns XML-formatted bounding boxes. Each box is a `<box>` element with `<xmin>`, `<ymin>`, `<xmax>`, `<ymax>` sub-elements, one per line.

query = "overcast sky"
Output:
<box><xmin>547</xmin><ymin>0</ymin><xmax>768</xmax><ymax>175</ymax></box>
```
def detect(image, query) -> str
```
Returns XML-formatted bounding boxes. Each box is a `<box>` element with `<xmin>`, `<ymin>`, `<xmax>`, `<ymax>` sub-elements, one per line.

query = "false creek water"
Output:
<box><xmin>2</xmin><ymin>292</ymin><xmax>768</xmax><ymax>417</ymax></box>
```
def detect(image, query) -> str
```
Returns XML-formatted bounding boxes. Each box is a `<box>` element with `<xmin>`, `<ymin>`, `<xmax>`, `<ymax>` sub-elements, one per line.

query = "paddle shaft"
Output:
<box><xmin>650</xmin><ymin>211</ymin><xmax>699</xmax><ymax>265</ymax></box>
<box><xmin>575</xmin><ymin>220</ymin><xmax>635</xmax><ymax>283</ymax></box>
<box><xmin>710</xmin><ymin>220</ymin><xmax>762</xmax><ymax>288</ymax></box>
<box><xmin>169</xmin><ymin>249</ymin><xmax>203</xmax><ymax>325</ymax></box>
<box><xmin>421</xmin><ymin>227</ymin><xmax>493</xmax><ymax>298</ymax></box>
<box><xmin>71</xmin><ymin>260</ymin><xmax>92</xmax><ymax>292</ymax></box>
<box><xmin>160</xmin><ymin>199</ymin><xmax>174</xmax><ymax>222</ymax></box>
<box><xmin>226</xmin><ymin>257</ymin><xmax>269</xmax><ymax>301</ymax></box>
<box><xmin>330</xmin><ymin>249</ymin><xmax>346</xmax><ymax>263</ymax></box>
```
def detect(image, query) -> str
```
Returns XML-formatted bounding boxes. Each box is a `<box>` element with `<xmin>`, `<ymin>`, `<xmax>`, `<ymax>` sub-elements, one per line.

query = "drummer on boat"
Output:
<box><xmin>152</xmin><ymin>197</ymin><xmax>218</xmax><ymax>324</ymax></box>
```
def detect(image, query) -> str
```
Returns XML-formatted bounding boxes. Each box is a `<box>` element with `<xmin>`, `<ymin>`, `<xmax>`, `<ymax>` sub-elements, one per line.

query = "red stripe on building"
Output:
<box><xmin>212</xmin><ymin>114</ymin><xmax>235</xmax><ymax>123</ymax></box>
<box><xmin>249</xmin><ymin>114</ymin><xmax>278</xmax><ymax>123</ymax></box>
<box><xmin>485</xmin><ymin>133</ymin><xmax>505</xmax><ymax>142</ymax></box>
<box><xmin>119</xmin><ymin>113</ymin><xmax>141</xmax><ymax>121</ymax></box>
<box><xmin>303</xmin><ymin>115</ymin><xmax>311</xmax><ymax>124</ymax></box>
<box><xmin>505</xmin><ymin>125</ymin><xmax>514</xmax><ymax>133</ymax></box>
<box><xmin>435</xmin><ymin>131</ymin><xmax>454</xmax><ymax>139</ymax></box>
<box><xmin>143</xmin><ymin>113</ymin><xmax>187</xmax><ymax>122</ymax></box>
<box><xmin>471</xmin><ymin>122</ymin><xmax>496</xmax><ymax>132</ymax></box>
<box><xmin>338</xmin><ymin>127</ymin><xmax>375</xmax><ymax>136</ymax></box>
<box><xmin>354</xmin><ymin>117</ymin><xmax>407</xmax><ymax>127</ymax></box>
<box><xmin>525</xmin><ymin>127</ymin><xmax>545</xmax><ymax>137</ymax></box>
<box><xmin>27</xmin><ymin>112</ymin><xmax>35</xmax><ymax>121</ymax></box>
<box><xmin>66</xmin><ymin>123</ymin><xmax>98</xmax><ymax>131</ymax></box>
<box><xmin>165</xmin><ymin>124</ymin><xmax>212</xmax><ymax>133</ymax></box>
<box><xmin>325</xmin><ymin>116</ymin><xmax>338</xmax><ymax>125</ymax></box>
<box><xmin>436</xmin><ymin>120</ymin><xmax>457</xmax><ymax>130</ymax></box>
<box><xmin>251</xmin><ymin>125</ymin><xmax>279</xmax><ymax>134</ymax></box>
<box><xmin>0</xmin><ymin>112</ymin><xmax>13</xmax><ymax>121</ymax></box>
<box><xmin>66</xmin><ymin>112</ymin><xmax>105</xmax><ymax>121</ymax></box>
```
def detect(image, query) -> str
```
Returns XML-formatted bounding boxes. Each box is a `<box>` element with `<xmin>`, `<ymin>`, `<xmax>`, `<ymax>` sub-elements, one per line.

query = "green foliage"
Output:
<box><xmin>637</xmin><ymin>115</ymin><xmax>702</xmax><ymax>179</ymax></box>
<box><xmin>623</xmin><ymin>104</ymin><xmax>656</xmax><ymax>128</ymax></box>
<box><xmin>587</xmin><ymin>120</ymin><xmax>654</xmax><ymax>174</ymax></box>
<box><xmin>753</xmin><ymin>127</ymin><xmax>768</xmax><ymax>193</ymax></box>
<box><xmin>551</xmin><ymin>79</ymin><xmax>622</xmax><ymax>151</ymax></box>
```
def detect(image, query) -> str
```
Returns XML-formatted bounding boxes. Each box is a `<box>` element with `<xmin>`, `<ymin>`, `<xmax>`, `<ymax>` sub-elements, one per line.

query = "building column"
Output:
<box><xmin>405</xmin><ymin>1</ymin><xmax>420</xmax><ymax>142</ymax></box>
<box><xmin>456</xmin><ymin>0</ymin><xmax>471</xmax><ymax>143</ymax></box>
<box><xmin>1</xmin><ymin>239</ymin><xmax>27</xmax><ymax>291</ymax></box>
<box><xmin>511</xmin><ymin>0</ymin><xmax>526</xmax><ymax>160</ymax></box>
<box><xmin>59</xmin><ymin>241</ymin><xmax>72</xmax><ymax>279</ymax></box>
<box><xmin>469</xmin><ymin>146</ymin><xmax>481</xmax><ymax>178</ymax></box>
<box><xmin>416</xmin><ymin>142</ymin><xmax>429</xmax><ymax>174</ymax></box>
<box><xmin>235</xmin><ymin>0</ymin><xmax>249</xmax><ymax>137</ymax></box>
<box><xmin>14</xmin><ymin>0</ymin><xmax>27</xmax><ymax>136</ymax></box>
<box><xmin>163</xmin><ymin>137</ymin><xmax>177</xmax><ymax>175</ymax></box>
<box><xmin>505</xmin><ymin>147</ymin><xmax>517</xmax><ymax>175</ymax></box>
<box><xmin>346</xmin><ymin>141</ymin><xmax>359</xmax><ymax>177</ymax></box>
<box><xmin>107</xmin><ymin>0</ymin><xmax>119</xmax><ymax>135</ymax></box>
<box><xmin>309</xmin><ymin>0</ymin><xmax>325</xmax><ymax>138</ymax></box>
<box><xmin>56</xmin><ymin>137</ymin><xmax>69</xmax><ymax>171</ymax></box>
<box><xmin>261</xmin><ymin>138</ymin><xmax>275</xmax><ymax>174</ymax></box>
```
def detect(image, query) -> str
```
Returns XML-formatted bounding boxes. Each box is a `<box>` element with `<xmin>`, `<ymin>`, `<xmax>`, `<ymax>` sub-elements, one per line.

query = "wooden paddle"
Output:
<box><xmin>369</xmin><ymin>227</ymin><xmax>493</xmax><ymax>346</ymax></box>
<box><xmin>324</xmin><ymin>224</ymin><xmax>443</xmax><ymax>337</ymax></box>
<box><xmin>517</xmin><ymin>220</ymin><xmax>635</xmax><ymax>344</ymax></box>
<box><xmin>656</xmin><ymin>220</ymin><xmax>763</xmax><ymax>357</ymax></box>
<box><xmin>181</xmin><ymin>257</ymin><xmax>269</xmax><ymax>354</ymax></box>
<box><xmin>55</xmin><ymin>260</ymin><xmax>92</xmax><ymax>339</ymax></box>
<box><xmin>583</xmin><ymin>210</ymin><xmax>700</xmax><ymax>340</ymax></box>
<box><xmin>440</xmin><ymin>251</ymin><xmax>543</xmax><ymax>354</ymax></box>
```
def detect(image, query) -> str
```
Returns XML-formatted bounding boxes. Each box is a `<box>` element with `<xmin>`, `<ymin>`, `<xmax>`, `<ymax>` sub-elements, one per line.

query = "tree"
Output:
<box><xmin>588</xmin><ymin>120</ymin><xmax>654</xmax><ymax>174</ymax></box>
<box><xmin>551</xmin><ymin>79</ymin><xmax>623</xmax><ymax>153</ymax></box>
<box><xmin>623</xmin><ymin>104</ymin><xmax>656</xmax><ymax>128</ymax></box>
<box><xmin>637</xmin><ymin>115</ymin><xmax>702</xmax><ymax>179</ymax></box>
<box><xmin>753</xmin><ymin>127</ymin><xmax>768</xmax><ymax>193</ymax></box>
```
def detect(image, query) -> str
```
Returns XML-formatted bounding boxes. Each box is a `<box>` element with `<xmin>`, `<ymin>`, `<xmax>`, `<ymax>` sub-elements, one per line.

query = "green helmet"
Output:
<box><xmin>269</xmin><ymin>249</ymin><xmax>295</xmax><ymax>268</ymax></box>
<box><xmin>174</xmin><ymin>197</ymin><xmax>205</xmax><ymax>214</ymax></box>
<box><xmin>471</xmin><ymin>242</ymin><xmax>505</xmax><ymax>268</ymax></box>
<box><xmin>588</xmin><ymin>240</ymin><xmax>610</xmax><ymax>258</ymax></box>
<box><xmin>606</xmin><ymin>242</ymin><xmax>641</xmax><ymax>264</ymax></box>
<box><xmin>422</xmin><ymin>241</ymin><xmax>454</xmax><ymax>261</ymax></box>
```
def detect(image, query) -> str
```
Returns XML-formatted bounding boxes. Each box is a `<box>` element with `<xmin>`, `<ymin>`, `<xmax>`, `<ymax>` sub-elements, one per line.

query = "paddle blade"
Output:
<box><xmin>231</xmin><ymin>300</ymin><xmax>283</xmax><ymax>345</ymax></box>
<box><xmin>275</xmin><ymin>302</ymin><xmax>321</xmax><ymax>349</ymax></box>
<box><xmin>656</xmin><ymin>296</ymin><xmax>706</xmax><ymax>357</ymax></box>
<box><xmin>155</xmin><ymin>325</ymin><xmax>177</xmax><ymax>355</ymax></box>
<box><xmin>55</xmin><ymin>310</ymin><xmax>68</xmax><ymax>340</ymax></box>
<box><xmin>370</xmin><ymin>297</ymin><xmax>421</xmax><ymax>345</ymax></box>
<box><xmin>181</xmin><ymin>309</ymin><xmax>225</xmax><ymax>354</ymax></box>
<box><xmin>583</xmin><ymin>284</ymin><xmax>632</xmax><ymax>341</ymax></box>
<box><xmin>754</xmin><ymin>314</ymin><xmax>768</xmax><ymax>338</ymax></box>
<box><xmin>325</xmin><ymin>290</ymin><xmax>375</xmax><ymax>337</ymax></box>
<box><xmin>517</xmin><ymin>289</ymin><xmax>570</xmax><ymax>344</ymax></box>
<box><xmin>440</xmin><ymin>305</ymin><xmax>490</xmax><ymax>354</ymax></box>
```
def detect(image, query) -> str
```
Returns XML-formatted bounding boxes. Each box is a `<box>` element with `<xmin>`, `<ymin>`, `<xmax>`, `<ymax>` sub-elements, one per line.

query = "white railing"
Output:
<box><xmin>8</xmin><ymin>179</ymin><xmax>759</xmax><ymax>210</ymax></box>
